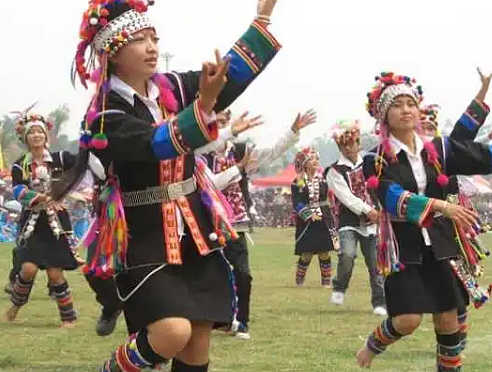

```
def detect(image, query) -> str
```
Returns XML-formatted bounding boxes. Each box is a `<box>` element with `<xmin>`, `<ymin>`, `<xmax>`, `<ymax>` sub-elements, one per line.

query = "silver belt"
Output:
<box><xmin>121</xmin><ymin>178</ymin><xmax>197</xmax><ymax>207</ymax></box>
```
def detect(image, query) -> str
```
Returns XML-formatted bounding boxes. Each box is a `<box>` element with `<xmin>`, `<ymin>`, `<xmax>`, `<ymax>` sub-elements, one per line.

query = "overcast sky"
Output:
<box><xmin>2</xmin><ymin>0</ymin><xmax>492</xmax><ymax>146</ymax></box>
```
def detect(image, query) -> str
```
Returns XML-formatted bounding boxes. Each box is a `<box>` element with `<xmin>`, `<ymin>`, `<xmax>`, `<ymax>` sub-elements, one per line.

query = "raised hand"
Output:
<box><xmin>291</xmin><ymin>109</ymin><xmax>317</xmax><ymax>133</ymax></box>
<box><xmin>478</xmin><ymin>67</ymin><xmax>492</xmax><ymax>87</ymax></box>
<box><xmin>231</xmin><ymin>111</ymin><xmax>264</xmax><ymax>136</ymax></box>
<box><xmin>199</xmin><ymin>49</ymin><xmax>231</xmax><ymax>114</ymax></box>
<box><xmin>257</xmin><ymin>0</ymin><xmax>278</xmax><ymax>18</ymax></box>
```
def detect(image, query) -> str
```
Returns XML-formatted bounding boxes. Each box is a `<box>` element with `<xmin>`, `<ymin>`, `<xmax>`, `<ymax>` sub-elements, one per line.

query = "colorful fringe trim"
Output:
<box><xmin>376</xmin><ymin>211</ymin><xmax>405</xmax><ymax>277</ymax></box>
<box><xmin>449</xmin><ymin>258</ymin><xmax>490</xmax><ymax>308</ymax></box>
<box><xmin>195</xmin><ymin>156</ymin><xmax>238</xmax><ymax>244</ymax></box>
<box><xmin>81</xmin><ymin>178</ymin><xmax>128</xmax><ymax>278</ymax></box>
<box><xmin>219</xmin><ymin>250</ymin><xmax>239</xmax><ymax>322</ymax></box>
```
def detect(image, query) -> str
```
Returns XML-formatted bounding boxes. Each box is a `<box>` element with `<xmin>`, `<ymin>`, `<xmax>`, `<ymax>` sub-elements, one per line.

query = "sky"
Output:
<box><xmin>2</xmin><ymin>0</ymin><xmax>492</xmax><ymax>147</ymax></box>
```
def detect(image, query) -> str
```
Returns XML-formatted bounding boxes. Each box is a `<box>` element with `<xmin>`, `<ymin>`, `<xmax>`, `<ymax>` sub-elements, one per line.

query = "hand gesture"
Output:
<box><xmin>292</xmin><ymin>109</ymin><xmax>317</xmax><ymax>132</ymax></box>
<box><xmin>231</xmin><ymin>111</ymin><xmax>264</xmax><ymax>136</ymax></box>
<box><xmin>366</xmin><ymin>209</ymin><xmax>380</xmax><ymax>224</ymax></box>
<box><xmin>257</xmin><ymin>0</ymin><xmax>278</xmax><ymax>18</ymax></box>
<box><xmin>478</xmin><ymin>67</ymin><xmax>492</xmax><ymax>88</ymax></box>
<box><xmin>199</xmin><ymin>50</ymin><xmax>231</xmax><ymax>114</ymax></box>
<box><xmin>443</xmin><ymin>203</ymin><xmax>478</xmax><ymax>231</ymax></box>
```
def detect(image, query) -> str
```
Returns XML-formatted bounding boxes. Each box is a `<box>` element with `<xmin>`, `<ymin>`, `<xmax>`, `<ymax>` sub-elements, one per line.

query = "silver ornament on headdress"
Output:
<box><xmin>93</xmin><ymin>9</ymin><xmax>154</xmax><ymax>54</ymax></box>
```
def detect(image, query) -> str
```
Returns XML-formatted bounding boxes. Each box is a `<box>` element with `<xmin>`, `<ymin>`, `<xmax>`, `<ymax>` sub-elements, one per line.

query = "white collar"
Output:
<box><xmin>25</xmin><ymin>150</ymin><xmax>53</xmax><ymax>165</ymax></box>
<box><xmin>337</xmin><ymin>154</ymin><xmax>363</xmax><ymax>169</ymax></box>
<box><xmin>389</xmin><ymin>132</ymin><xmax>424</xmax><ymax>157</ymax></box>
<box><xmin>109</xmin><ymin>74</ymin><xmax>160</xmax><ymax>107</ymax></box>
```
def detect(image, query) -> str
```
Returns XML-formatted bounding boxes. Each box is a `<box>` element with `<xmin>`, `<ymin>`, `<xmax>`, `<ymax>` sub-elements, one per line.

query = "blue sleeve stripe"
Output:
<box><xmin>226</xmin><ymin>49</ymin><xmax>255</xmax><ymax>84</ymax></box>
<box><xmin>151</xmin><ymin>124</ymin><xmax>179</xmax><ymax>160</ymax></box>
<box><xmin>13</xmin><ymin>185</ymin><xmax>26</xmax><ymax>201</ymax></box>
<box><xmin>458</xmin><ymin>113</ymin><xmax>478</xmax><ymax>130</ymax></box>
<box><xmin>385</xmin><ymin>182</ymin><xmax>404</xmax><ymax>217</ymax></box>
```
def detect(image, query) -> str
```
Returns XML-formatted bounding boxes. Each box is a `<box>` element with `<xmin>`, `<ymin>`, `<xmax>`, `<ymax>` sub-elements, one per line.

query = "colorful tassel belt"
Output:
<box><xmin>121</xmin><ymin>178</ymin><xmax>197</xmax><ymax>207</ymax></box>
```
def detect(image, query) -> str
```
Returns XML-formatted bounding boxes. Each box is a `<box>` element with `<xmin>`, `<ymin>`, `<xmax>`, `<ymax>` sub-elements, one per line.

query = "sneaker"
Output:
<box><xmin>234</xmin><ymin>322</ymin><xmax>250</xmax><ymax>340</ymax></box>
<box><xmin>330</xmin><ymin>291</ymin><xmax>344</xmax><ymax>306</ymax></box>
<box><xmin>373</xmin><ymin>306</ymin><xmax>387</xmax><ymax>316</ymax></box>
<box><xmin>230</xmin><ymin>319</ymin><xmax>240</xmax><ymax>333</ymax></box>
<box><xmin>4</xmin><ymin>282</ymin><xmax>13</xmax><ymax>295</ymax></box>
<box><xmin>96</xmin><ymin>310</ymin><xmax>122</xmax><ymax>336</ymax></box>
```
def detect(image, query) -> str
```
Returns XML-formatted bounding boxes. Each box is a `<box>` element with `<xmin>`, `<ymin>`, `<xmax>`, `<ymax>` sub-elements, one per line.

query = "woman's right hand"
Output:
<box><xmin>199</xmin><ymin>50</ymin><xmax>231</xmax><ymax>114</ymax></box>
<box><xmin>231</xmin><ymin>111</ymin><xmax>264</xmax><ymax>136</ymax></box>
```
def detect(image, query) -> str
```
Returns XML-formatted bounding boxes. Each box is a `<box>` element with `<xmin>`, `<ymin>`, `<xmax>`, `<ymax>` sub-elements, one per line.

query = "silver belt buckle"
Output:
<box><xmin>167</xmin><ymin>182</ymin><xmax>183</xmax><ymax>200</ymax></box>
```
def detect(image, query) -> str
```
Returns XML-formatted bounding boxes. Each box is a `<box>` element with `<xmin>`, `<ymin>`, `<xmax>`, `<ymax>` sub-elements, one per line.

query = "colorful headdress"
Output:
<box><xmin>365</xmin><ymin>72</ymin><xmax>448</xmax><ymax>190</ymax></box>
<box><xmin>366</xmin><ymin>72</ymin><xmax>424</xmax><ymax>127</ymax></box>
<box><xmin>294</xmin><ymin>147</ymin><xmax>318</xmax><ymax>173</ymax></box>
<box><xmin>73</xmin><ymin>0</ymin><xmax>177</xmax><ymax>150</ymax></box>
<box><xmin>330</xmin><ymin>119</ymin><xmax>361</xmax><ymax>146</ymax></box>
<box><xmin>11</xmin><ymin>104</ymin><xmax>53</xmax><ymax>144</ymax></box>
<box><xmin>420</xmin><ymin>104</ymin><xmax>441</xmax><ymax>129</ymax></box>
<box><xmin>73</xmin><ymin>0</ymin><xmax>155</xmax><ymax>88</ymax></box>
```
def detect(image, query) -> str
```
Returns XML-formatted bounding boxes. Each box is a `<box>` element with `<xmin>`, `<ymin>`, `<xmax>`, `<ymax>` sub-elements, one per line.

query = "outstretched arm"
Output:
<box><xmin>450</xmin><ymin>67</ymin><xmax>491</xmax><ymax>141</ymax></box>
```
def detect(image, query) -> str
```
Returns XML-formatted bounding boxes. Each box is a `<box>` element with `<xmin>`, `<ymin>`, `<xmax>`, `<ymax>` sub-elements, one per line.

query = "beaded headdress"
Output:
<box><xmin>73</xmin><ymin>0</ymin><xmax>177</xmax><ymax>150</ymax></box>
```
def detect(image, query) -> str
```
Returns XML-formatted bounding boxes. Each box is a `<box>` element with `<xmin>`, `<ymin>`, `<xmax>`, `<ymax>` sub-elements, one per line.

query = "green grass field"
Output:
<box><xmin>0</xmin><ymin>228</ymin><xmax>491</xmax><ymax>372</ymax></box>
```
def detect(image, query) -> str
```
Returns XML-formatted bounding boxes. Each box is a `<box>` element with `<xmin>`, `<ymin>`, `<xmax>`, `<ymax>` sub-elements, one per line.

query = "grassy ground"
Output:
<box><xmin>0</xmin><ymin>228</ymin><xmax>491</xmax><ymax>372</ymax></box>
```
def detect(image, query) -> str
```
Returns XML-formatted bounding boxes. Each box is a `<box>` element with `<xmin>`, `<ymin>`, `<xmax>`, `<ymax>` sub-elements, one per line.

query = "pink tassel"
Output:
<box><xmin>382</xmin><ymin>139</ymin><xmax>396</xmax><ymax>162</ymax></box>
<box><xmin>366</xmin><ymin>176</ymin><xmax>380</xmax><ymax>190</ymax></box>
<box><xmin>152</xmin><ymin>73</ymin><xmax>179</xmax><ymax>113</ymax></box>
<box><xmin>437</xmin><ymin>174</ymin><xmax>449</xmax><ymax>186</ymax></box>
<box><xmin>424</xmin><ymin>141</ymin><xmax>438</xmax><ymax>165</ymax></box>
<box><xmin>86</xmin><ymin>108</ymin><xmax>97</xmax><ymax>125</ymax></box>
<box><xmin>90</xmin><ymin>68</ymin><xmax>102</xmax><ymax>83</ymax></box>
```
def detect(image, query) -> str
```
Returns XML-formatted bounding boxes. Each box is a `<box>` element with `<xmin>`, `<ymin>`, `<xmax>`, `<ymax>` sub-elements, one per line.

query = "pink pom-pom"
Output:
<box><xmin>92</xmin><ymin>138</ymin><xmax>108</xmax><ymax>150</ymax></box>
<box><xmin>91</xmin><ymin>133</ymin><xmax>108</xmax><ymax>150</ymax></box>
<box><xmin>366</xmin><ymin>176</ymin><xmax>380</xmax><ymax>189</ymax></box>
<box><xmin>437</xmin><ymin>173</ymin><xmax>449</xmax><ymax>187</ymax></box>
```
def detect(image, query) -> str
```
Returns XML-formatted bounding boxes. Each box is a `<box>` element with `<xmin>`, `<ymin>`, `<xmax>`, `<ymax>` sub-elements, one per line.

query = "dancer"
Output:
<box><xmin>325</xmin><ymin>120</ymin><xmax>386</xmax><ymax>315</ymax></box>
<box><xmin>204</xmin><ymin>109</ymin><xmax>316</xmax><ymax>340</ymax></box>
<box><xmin>356</xmin><ymin>72</ymin><xmax>492</xmax><ymax>371</ymax></box>
<box><xmin>292</xmin><ymin>147</ymin><xmax>339</xmax><ymax>288</ymax></box>
<box><xmin>84</xmin><ymin>109</ymin><xmax>262</xmax><ymax>338</ymax></box>
<box><xmin>61</xmin><ymin>0</ymin><xmax>281</xmax><ymax>370</ymax></box>
<box><xmin>419</xmin><ymin>67</ymin><xmax>492</xmax><ymax>352</ymax></box>
<box><xmin>5</xmin><ymin>111</ymin><xmax>78</xmax><ymax>328</ymax></box>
